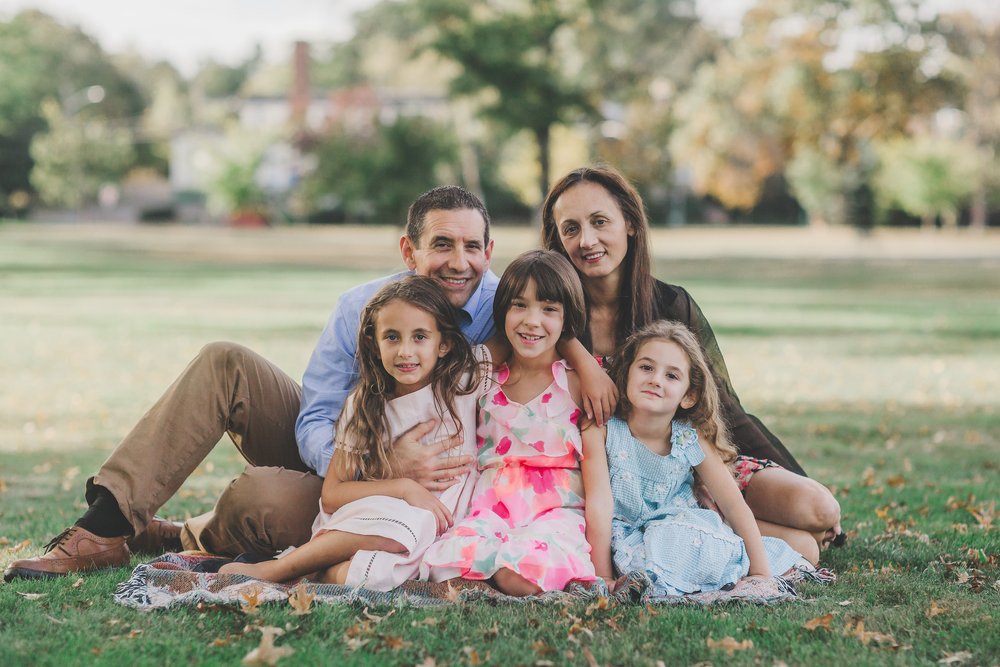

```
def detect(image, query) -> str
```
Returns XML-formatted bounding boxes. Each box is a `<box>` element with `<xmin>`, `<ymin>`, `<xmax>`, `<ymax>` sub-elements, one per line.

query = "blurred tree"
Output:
<box><xmin>0</xmin><ymin>10</ymin><xmax>143</xmax><ymax>212</ymax></box>
<box><xmin>670</xmin><ymin>0</ymin><xmax>959</xmax><ymax>226</ymax></box>
<box><xmin>210</xmin><ymin>153</ymin><xmax>269</xmax><ymax>225</ymax></box>
<box><xmin>191</xmin><ymin>46</ymin><xmax>262</xmax><ymax>98</ymax></box>
<box><xmin>302</xmin><ymin>116</ymin><xmax>457</xmax><ymax>223</ymax></box>
<box><xmin>938</xmin><ymin>12</ymin><xmax>1000</xmax><ymax>229</ymax></box>
<box><xmin>29</xmin><ymin>99</ymin><xmax>136</xmax><ymax>208</ymax></box>
<box><xmin>873</xmin><ymin>135</ymin><xmax>980</xmax><ymax>228</ymax></box>
<box><xmin>580</xmin><ymin>0</ymin><xmax>719</xmax><ymax>219</ymax></box>
<box><xmin>415</xmin><ymin>0</ymin><xmax>594</xmax><ymax>202</ymax></box>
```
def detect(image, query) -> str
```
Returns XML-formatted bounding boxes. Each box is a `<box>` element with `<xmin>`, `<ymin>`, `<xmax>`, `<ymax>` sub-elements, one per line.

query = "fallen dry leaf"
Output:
<box><xmin>584</xmin><ymin>596</ymin><xmax>609</xmax><ymax>615</ymax></box>
<box><xmin>242</xmin><ymin>626</ymin><xmax>293</xmax><ymax>666</ymax></box>
<box><xmin>968</xmin><ymin>501</ymin><xmax>996</xmax><ymax>531</ymax></box>
<box><xmin>706</xmin><ymin>636</ymin><xmax>753</xmax><ymax>656</ymax></box>
<box><xmin>582</xmin><ymin>646</ymin><xmax>599</xmax><ymax>667</ymax></box>
<box><xmin>239</xmin><ymin>584</ymin><xmax>264</xmax><ymax>615</ymax></box>
<box><xmin>411</xmin><ymin>616</ymin><xmax>439</xmax><ymax>627</ymax></box>
<box><xmin>938</xmin><ymin>651</ymin><xmax>974</xmax><ymax>664</ymax></box>
<box><xmin>886</xmin><ymin>474</ymin><xmax>907</xmax><ymax>488</ymax></box>
<box><xmin>803</xmin><ymin>613</ymin><xmax>834</xmax><ymax>630</ymax></box>
<box><xmin>16</xmin><ymin>592</ymin><xmax>47</xmax><ymax>600</ymax></box>
<box><xmin>72</xmin><ymin>578</ymin><xmax>85</xmax><ymax>589</ymax></box>
<box><xmin>2</xmin><ymin>539</ymin><xmax>32</xmax><ymax>555</ymax></box>
<box><xmin>362</xmin><ymin>607</ymin><xmax>394</xmax><ymax>624</ymax></box>
<box><xmin>843</xmin><ymin>618</ymin><xmax>899</xmax><ymax>648</ymax></box>
<box><xmin>463</xmin><ymin>646</ymin><xmax>481</xmax><ymax>665</ymax></box>
<box><xmin>287</xmin><ymin>582</ymin><xmax>314</xmax><ymax>616</ymax></box>
<box><xmin>381</xmin><ymin>635</ymin><xmax>411</xmax><ymax>651</ymax></box>
<box><xmin>925</xmin><ymin>600</ymin><xmax>948</xmax><ymax>618</ymax></box>
<box><xmin>861</xmin><ymin>467</ymin><xmax>876</xmax><ymax>487</ymax></box>
<box><xmin>344</xmin><ymin>637</ymin><xmax>370</xmax><ymax>652</ymax></box>
<box><xmin>417</xmin><ymin>658</ymin><xmax>437</xmax><ymax>667</ymax></box>
<box><xmin>445</xmin><ymin>582</ymin><xmax>461</xmax><ymax>603</ymax></box>
<box><xmin>533</xmin><ymin>640</ymin><xmax>556</xmax><ymax>656</ymax></box>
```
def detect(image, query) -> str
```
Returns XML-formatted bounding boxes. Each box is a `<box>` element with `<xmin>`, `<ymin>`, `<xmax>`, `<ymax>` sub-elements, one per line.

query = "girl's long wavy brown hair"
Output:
<box><xmin>610</xmin><ymin>320</ymin><xmax>736</xmax><ymax>469</ymax></box>
<box><xmin>339</xmin><ymin>276</ymin><xmax>478</xmax><ymax>481</ymax></box>
<box><xmin>541</xmin><ymin>165</ymin><xmax>656</xmax><ymax>351</ymax></box>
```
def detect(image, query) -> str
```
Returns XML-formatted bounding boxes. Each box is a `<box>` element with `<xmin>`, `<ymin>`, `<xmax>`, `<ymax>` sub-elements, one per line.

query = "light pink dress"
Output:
<box><xmin>422</xmin><ymin>359</ymin><xmax>596</xmax><ymax>591</ymax></box>
<box><xmin>309</xmin><ymin>348</ymin><xmax>489</xmax><ymax>591</ymax></box>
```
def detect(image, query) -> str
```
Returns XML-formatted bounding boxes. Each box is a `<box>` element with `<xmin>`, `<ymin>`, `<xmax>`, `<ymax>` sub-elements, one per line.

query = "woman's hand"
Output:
<box><xmin>400</xmin><ymin>480</ymin><xmax>454</xmax><ymax>535</ymax></box>
<box><xmin>390</xmin><ymin>420</ymin><xmax>473</xmax><ymax>492</ymax></box>
<box><xmin>577</xmin><ymin>360</ymin><xmax>619</xmax><ymax>426</ymax></box>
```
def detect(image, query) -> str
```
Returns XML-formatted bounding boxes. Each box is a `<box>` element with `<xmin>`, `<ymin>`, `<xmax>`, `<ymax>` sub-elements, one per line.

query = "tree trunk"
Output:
<box><xmin>970</xmin><ymin>185</ymin><xmax>987</xmax><ymax>232</ymax></box>
<box><xmin>535</xmin><ymin>125</ymin><xmax>550</xmax><ymax>205</ymax></box>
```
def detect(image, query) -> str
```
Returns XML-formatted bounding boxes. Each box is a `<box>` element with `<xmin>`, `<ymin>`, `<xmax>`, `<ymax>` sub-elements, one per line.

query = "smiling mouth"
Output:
<box><xmin>517</xmin><ymin>332</ymin><xmax>543</xmax><ymax>344</ymax></box>
<box><xmin>582</xmin><ymin>251</ymin><xmax>606</xmax><ymax>262</ymax></box>
<box><xmin>439</xmin><ymin>276</ymin><xmax>470</xmax><ymax>287</ymax></box>
<box><xmin>396</xmin><ymin>363</ymin><xmax>420</xmax><ymax>372</ymax></box>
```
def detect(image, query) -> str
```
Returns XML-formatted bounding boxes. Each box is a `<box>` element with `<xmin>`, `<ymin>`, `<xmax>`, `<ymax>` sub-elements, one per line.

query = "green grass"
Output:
<box><xmin>1</xmin><ymin>225</ymin><xmax>998</xmax><ymax>665</ymax></box>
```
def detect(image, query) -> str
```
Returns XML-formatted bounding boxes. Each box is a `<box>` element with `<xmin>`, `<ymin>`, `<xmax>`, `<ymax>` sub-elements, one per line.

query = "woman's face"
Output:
<box><xmin>550</xmin><ymin>182</ymin><xmax>633</xmax><ymax>284</ymax></box>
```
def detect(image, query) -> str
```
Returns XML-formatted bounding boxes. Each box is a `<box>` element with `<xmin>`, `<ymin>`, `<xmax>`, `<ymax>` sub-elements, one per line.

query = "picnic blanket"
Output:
<box><xmin>113</xmin><ymin>552</ymin><xmax>834</xmax><ymax>611</ymax></box>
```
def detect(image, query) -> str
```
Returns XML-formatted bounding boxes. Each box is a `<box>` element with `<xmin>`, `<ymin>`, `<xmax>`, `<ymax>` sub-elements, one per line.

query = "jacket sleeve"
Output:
<box><xmin>663</xmin><ymin>283</ymin><xmax>807</xmax><ymax>476</ymax></box>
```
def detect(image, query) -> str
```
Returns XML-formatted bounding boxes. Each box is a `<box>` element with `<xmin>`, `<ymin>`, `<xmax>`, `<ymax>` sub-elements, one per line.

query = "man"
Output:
<box><xmin>4</xmin><ymin>186</ymin><xmax>497</xmax><ymax>581</ymax></box>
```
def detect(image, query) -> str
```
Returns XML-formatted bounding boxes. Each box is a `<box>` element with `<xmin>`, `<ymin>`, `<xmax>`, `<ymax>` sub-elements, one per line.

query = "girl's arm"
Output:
<box><xmin>581</xmin><ymin>424</ymin><xmax>615</xmax><ymax>581</ymax></box>
<box><xmin>693</xmin><ymin>437</ymin><xmax>772</xmax><ymax>578</ymax></box>
<box><xmin>558</xmin><ymin>337</ymin><xmax>618</xmax><ymax>426</ymax></box>
<box><xmin>321</xmin><ymin>450</ymin><xmax>454</xmax><ymax>533</ymax></box>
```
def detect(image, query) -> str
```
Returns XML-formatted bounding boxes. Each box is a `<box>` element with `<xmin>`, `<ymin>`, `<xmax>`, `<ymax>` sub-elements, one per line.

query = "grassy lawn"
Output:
<box><xmin>0</xmin><ymin>223</ymin><xmax>997</xmax><ymax>666</ymax></box>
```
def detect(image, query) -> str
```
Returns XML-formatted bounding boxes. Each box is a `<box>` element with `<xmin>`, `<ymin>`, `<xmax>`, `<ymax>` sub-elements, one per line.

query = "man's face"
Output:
<box><xmin>400</xmin><ymin>208</ymin><xmax>493</xmax><ymax>308</ymax></box>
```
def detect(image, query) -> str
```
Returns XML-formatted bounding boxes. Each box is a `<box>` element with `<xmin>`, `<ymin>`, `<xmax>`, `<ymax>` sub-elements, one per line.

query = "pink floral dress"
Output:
<box><xmin>421</xmin><ymin>359</ymin><xmax>596</xmax><ymax>591</ymax></box>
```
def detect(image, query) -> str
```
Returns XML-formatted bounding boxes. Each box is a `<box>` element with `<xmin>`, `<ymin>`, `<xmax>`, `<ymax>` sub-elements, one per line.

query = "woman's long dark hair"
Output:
<box><xmin>340</xmin><ymin>276</ymin><xmax>477</xmax><ymax>481</ymax></box>
<box><xmin>541</xmin><ymin>165</ymin><xmax>656</xmax><ymax>351</ymax></box>
<box><xmin>609</xmin><ymin>320</ymin><xmax>734</xmax><ymax>464</ymax></box>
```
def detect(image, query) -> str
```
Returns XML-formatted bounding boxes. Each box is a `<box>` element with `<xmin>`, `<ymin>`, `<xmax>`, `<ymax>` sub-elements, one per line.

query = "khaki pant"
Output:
<box><xmin>90</xmin><ymin>341</ymin><xmax>323</xmax><ymax>556</ymax></box>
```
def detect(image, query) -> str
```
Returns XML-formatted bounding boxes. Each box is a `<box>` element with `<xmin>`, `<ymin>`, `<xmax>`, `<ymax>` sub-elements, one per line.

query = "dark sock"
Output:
<box><xmin>75</xmin><ymin>485</ymin><xmax>133</xmax><ymax>538</ymax></box>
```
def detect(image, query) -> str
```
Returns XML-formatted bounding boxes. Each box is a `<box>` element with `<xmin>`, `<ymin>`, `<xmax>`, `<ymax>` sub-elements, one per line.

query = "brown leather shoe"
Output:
<box><xmin>126</xmin><ymin>517</ymin><xmax>183</xmax><ymax>555</ymax></box>
<box><xmin>3</xmin><ymin>526</ymin><xmax>130</xmax><ymax>581</ymax></box>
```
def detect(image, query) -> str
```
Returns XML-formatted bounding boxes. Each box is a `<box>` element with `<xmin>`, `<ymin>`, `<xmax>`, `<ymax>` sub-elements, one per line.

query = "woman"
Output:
<box><xmin>541</xmin><ymin>165</ymin><xmax>842</xmax><ymax>563</ymax></box>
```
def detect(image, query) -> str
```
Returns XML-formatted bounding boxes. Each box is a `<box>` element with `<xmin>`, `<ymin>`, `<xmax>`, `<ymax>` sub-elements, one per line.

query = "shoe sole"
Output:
<box><xmin>3</xmin><ymin>561</ymin><xmax>130</xmax><ymax>583</ymax></box>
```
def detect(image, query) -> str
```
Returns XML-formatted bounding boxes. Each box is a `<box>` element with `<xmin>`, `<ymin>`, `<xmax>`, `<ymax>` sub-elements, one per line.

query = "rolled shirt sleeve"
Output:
<box><xmin>295</xmin><ymin>269</ymin><xmax>499</xmax><ymax>477</ymax></box>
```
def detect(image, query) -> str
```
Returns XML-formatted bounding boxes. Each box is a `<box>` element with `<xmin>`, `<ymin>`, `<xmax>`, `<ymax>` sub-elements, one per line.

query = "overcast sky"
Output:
<box><xmin>1</xmin><ymin>0</ymin><xmax>997</xmax><ymax>76</ymax></box>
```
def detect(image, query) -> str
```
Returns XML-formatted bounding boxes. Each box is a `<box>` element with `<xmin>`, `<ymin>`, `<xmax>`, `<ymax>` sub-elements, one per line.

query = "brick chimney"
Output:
<box><xmin>290</xmin><ymin>41</ymin><xmax>310</xmax><ymax>128</ymax></box>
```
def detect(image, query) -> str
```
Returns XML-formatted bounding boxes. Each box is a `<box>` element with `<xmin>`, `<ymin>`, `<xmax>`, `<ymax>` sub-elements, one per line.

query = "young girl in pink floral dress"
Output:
<box><xmin>422</xmin><ymin>250</ymin><xmax>596</xmax><ymax>596</ymax></box>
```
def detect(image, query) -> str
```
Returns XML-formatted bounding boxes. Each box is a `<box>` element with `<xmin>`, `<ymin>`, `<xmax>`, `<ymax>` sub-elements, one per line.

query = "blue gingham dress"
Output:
<box><xmin>606</xmin><ymin>417</ymin><xmax>805</xmax><ymax>596</ymax></box>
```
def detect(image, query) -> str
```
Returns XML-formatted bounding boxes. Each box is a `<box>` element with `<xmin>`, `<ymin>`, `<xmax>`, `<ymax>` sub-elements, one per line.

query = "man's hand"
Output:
<box><xmin>390</xmin><ymin>419</ymin><xmax>474</xmax><ymax>492</ymax></box>
<box><xmin>577</xmin><ymin>362</ymin><xmax>619</xmax><ymax>426</ymax></box>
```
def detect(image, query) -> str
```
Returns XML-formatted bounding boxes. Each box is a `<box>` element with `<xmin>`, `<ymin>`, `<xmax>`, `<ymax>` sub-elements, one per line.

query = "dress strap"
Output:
<box><xmin>495</xmin><ymin>362</ymin><xmax>511</xmax><ymax>385</ymax></box>
<box><xmin>550</xmin><ymin>358</ymin><xmax>571</xmax><ymax>393</ymax></box>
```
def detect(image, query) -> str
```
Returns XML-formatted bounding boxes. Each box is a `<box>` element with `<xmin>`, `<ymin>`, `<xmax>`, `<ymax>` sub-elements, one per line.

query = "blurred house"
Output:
<box><xmin>168</xmin><ymin>41</ymin><xmax>449</xmax><ymax>223</ymax></box>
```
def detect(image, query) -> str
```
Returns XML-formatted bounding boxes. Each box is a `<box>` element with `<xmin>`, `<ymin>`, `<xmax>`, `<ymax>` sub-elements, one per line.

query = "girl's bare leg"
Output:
<box><xmin>219</xmin><ymin>531</ymin><xmax>405</xmax><ymax>583</ymax></box>
<box><xmin>756</xmin><ymin>519</ymin><xmax>820</xmax><ymax>565</ymax></box>
<box><xmin>744</xmin><ymin>468</ymin><xmax>841</xmax><ymax>550</ymax></box>
<box><xmin>491</xmin><ymin>567</ymin><xmax>542</xmax><ymax>597</ymax></box>
<box><xmin>313</xmin><ymin>559</ymin><xmax>353</xmax><ymax>584</ymax></box>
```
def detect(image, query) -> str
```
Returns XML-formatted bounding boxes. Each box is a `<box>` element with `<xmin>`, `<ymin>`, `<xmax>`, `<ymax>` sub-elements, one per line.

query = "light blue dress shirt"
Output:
<box><xmin>295</xmin><ymin>269</ymin><xmax>499</xmax><ymax>477</ymax></box>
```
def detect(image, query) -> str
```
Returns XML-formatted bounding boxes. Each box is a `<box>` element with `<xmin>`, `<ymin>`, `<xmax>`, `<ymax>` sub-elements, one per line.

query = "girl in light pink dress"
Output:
<box><xmin>220</xmin><ymin>276</ymin><xmax>487</xmax><ymax>590</ymax></box>
<box><xmin>423</xmin><ymin>250</ymin><xmax>597</xmax><ymax>596</ymax></box>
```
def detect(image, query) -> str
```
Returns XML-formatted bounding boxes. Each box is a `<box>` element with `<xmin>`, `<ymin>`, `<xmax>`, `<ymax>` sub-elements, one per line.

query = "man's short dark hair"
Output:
<box><xmin>405</xmin><ymin>186</ymin><xmax>491</xmax><ymax>247</ymax></box>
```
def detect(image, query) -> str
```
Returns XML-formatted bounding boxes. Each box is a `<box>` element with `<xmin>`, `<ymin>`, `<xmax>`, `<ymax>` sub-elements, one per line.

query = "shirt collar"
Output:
<box><xmin>458</xmin><ymin>273</ymin><xmax>490</xmax><ymax>325</ymax></box>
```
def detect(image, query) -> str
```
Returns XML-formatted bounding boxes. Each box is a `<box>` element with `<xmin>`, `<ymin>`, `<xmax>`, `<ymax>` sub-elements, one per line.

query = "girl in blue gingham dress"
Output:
<box><xmin>582</xmin><ymin>321</ymin><xmax>807</xmax><ymax>596</ymax></box>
